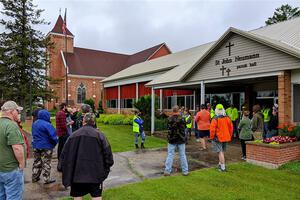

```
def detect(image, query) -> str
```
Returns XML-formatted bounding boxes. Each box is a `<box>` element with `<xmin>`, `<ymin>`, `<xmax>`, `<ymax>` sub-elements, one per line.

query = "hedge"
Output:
<box><xmin>97</xmin><ymin>114</ymin><xmax>133</xmax><ymax>125</ymax></box>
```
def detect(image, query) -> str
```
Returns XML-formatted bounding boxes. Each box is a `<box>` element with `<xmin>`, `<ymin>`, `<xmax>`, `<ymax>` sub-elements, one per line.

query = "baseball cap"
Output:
<box><xmin>216</xmin><ymin>104</ymin><xmax>224</xmax><ymax>110</ymax></box>
<box><xmin>81</xmin><ymin>104</ymin><xmax>91</xmax><ymax>113</ymax></box>
<box><xmin>1</xmin><ymin>101</ymin><xmax>23</xmax><ymax>111</ymax></box>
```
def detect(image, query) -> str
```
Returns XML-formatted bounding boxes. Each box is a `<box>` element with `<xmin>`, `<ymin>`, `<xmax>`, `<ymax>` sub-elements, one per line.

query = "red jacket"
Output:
<box><xmin>56</xmin><ymin>110</ymin><xmax>67</xmax><ymax>137</ymax></box>
<box><xmin>210</xmin><ymin>116</ymin><xmax>233</xmax><ymax>142</ymax></box>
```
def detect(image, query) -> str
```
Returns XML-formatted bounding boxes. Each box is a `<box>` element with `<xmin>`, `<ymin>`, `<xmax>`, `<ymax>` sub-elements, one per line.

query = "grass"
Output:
<box><xmin>98</xmin><ymin>123</ymin><xmax>166</xmax><ymax>153</ymax></box>
<box><xmin>102</xmin><ymin>163</ymin><xmax>300</xmax><ymax>200</ymax></box>
<box><xmin>61</xmin><ymin>162</ymin><xmax>300</xmax><ymax>200</ymax></box>
<box><xmin>278</xmin><ymin>161</ymin><xmax>300</xmax><ymax>174</ymax></box>
<box><xmin>26</xmin><ymin>118</ymin><xmax>166</xmax><ymax>153</ymax></box>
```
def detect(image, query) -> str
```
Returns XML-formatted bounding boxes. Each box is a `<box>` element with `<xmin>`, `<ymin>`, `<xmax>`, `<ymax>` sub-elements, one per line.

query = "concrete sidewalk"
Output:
<box><xmin>23</xmin><ymin>142</ymin><xmax>242</xmax><ymax>200</ymax></box>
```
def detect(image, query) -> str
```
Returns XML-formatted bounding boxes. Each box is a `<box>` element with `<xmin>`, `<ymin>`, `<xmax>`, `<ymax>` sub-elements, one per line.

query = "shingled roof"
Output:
<box><xmin>64</xmin><ymin>43</ymin><xmax>168</xmax><ymax>77</ymax></box>
<box><xmin>50</xmin><ymin>15</ymin><xmax>74</xmax><ymax>36</ymax></box>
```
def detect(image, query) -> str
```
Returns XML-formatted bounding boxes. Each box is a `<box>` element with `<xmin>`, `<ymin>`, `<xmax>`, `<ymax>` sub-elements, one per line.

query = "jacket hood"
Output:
<box><xmin>38</xmin><ymin>109</ymin><xmax>51</xmax><ymax>122</ymax></box>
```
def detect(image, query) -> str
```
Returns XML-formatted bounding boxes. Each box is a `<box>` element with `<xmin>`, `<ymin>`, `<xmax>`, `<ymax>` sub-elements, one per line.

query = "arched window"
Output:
<box><xmin>77</xmin><ymin>83</ymin><xmax>86</xmax><ymax>103</ymax></box>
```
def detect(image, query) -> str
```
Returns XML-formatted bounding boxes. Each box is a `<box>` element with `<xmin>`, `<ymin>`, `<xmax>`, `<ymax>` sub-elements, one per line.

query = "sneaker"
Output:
<box><xmin>182</xmin><ymin>172</ymin><xmax>189</xmax><ymax>176</ymax></box>
<box><xmin>216</xmin><ymin>164</ymin><xmax>221</xmax><ymax>170</ymax></box>
<box><xmin>32</xmin><ymin>177</ymin><xmax>40</xmax><ymax>183</ymax></box>
<box><xmin>241</xmin><ymin>156</ymin><xmax>246</xmax><ymax>160</ymax></box>
<box><xmin>218</xmin><ymin>168</ymin><xmax>227</xmax><ymax>172</ymax></box>
<box><xmin>44</xmin><ymin>178</ymin><xmax>56</xmax><ymax>184</ymax></box>
<box><xmin>163</xmin><ymin>172</ymin><xmax>170</xmax><ymax>176</ymax></box>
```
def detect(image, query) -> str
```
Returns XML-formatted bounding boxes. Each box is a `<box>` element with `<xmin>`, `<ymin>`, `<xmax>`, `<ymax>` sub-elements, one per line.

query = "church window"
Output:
<box><xmin>77</xmin><ymin>83</ymin><xmax>86</xmax><ymax>103</ymax></box>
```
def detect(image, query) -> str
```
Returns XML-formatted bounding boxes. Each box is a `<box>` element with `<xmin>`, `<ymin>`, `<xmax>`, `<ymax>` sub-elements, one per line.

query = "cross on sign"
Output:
<box><xmin>225</xmin><ymin>42</ymin><xmax>234</xmax><ymax>56</ymax></box>
<box><xmin>226</xmin><ymin>68</ymin><xmax>231</xmax><ymax>76</ymax></box>
<box><xmin>220</xmin><ymin>66</ymin><xmax>226</xmax><ymax>76</ymax></box>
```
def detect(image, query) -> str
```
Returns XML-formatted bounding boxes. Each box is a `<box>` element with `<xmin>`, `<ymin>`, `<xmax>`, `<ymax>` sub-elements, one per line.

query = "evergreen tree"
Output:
<box><xmin>265</xmin><ymin>4</ymin><xmax>300</xmax><ymax>25</ymax></box>
<box><xmin>0</xmin><ymin>0</ymin><xmax>53</xmax><ymax>114</ymax></box>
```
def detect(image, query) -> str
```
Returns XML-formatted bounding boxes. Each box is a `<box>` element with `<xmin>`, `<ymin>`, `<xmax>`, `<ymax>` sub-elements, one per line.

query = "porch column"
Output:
<box><xmin>193</xmin><ymin>90</ymin><xmax>196</xmax><ymax>111</ymax></box>
<box><xmin>151</xmin><ymin>87</ymin><xmax>155</xmax><ymax>134</ymax></box>
<box><xmin>136</xmin><ymin>83</ymin><xmax>139</xmax><ymax>101</ymax></box>
<box><xmin>118</xmin><ymin>85</ymin><xmax>121</xmax><ymax>114</ymax></box>
<box><xmin>278</xmin><ymin>71</ymin><xmax>292</xmax><ymax>124</ymax></box>
<box><xmin>200</xmin><ymin>81</ymin><xmax>205</xmax><ymax>105</ymax></box>
<box><xmin>160</xmin><ymin>89</ymin><xmax>163</xmax><ymax>111</ymax></box>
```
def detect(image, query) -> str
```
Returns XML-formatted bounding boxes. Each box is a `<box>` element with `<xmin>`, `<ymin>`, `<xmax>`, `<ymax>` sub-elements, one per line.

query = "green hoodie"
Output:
<box><xmin>238</xmin><ymin>117</ymin><xmax>253</xmax><ymax>140</ymax></box>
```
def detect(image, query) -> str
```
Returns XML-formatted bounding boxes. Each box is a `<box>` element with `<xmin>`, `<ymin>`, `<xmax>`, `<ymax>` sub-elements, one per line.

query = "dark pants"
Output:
<box><xmin>240</xmin><ymin>139</ymin><xmax>251</xmax><ymax>157</ymax></box>
<box><xmin>57</xmin><ymin>134</ymin><xmax>69</xmax><ymax>160</ymax></box>
<box><xmin>32</xmin><ymin>149</ymin><xmax>53</xmax><ymax>182</ymax></box>
<box><xmin>232</xmin><ymin>120</ymin><xmax>238</xmax><ymax>137</ymax></box>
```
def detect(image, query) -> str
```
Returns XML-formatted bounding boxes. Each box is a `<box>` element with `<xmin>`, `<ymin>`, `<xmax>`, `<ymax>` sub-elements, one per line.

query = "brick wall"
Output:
<box><xmin>47</xmin><ymin>34</ymin><xmax>75</xmax><ymax>109</ymax></box>
<box><xmin>246</xmin><ymin>142</ymin><xmax>300</xmax><ymax>168</ymax></box>
<box><xmin>278</xmin><ymin>71</ymin><xmax>292</xmax><ymax>124</ymax></box>
<box><xmin>67</xmin><ymin>77</ymin><xmax>103</xmax><ymax>108</ymax></box>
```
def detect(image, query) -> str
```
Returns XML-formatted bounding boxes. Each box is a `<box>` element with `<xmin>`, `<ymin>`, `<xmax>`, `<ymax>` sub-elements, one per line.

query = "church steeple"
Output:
<box><xmin>50</xmin><ymin>15</ymin><xmax>74</xmax><ymax>36</ymax></box>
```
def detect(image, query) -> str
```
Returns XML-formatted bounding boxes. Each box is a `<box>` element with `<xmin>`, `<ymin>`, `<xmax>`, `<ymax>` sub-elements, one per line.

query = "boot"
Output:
<box><xmin>135</xmin><ymin>144</ymin><xmax>139</xmax><ymax>149</ymax></box>
<box><xmin>141</xmin><ymin>143</ymin><xmax>145</xmax><ymax>149</ymax></box>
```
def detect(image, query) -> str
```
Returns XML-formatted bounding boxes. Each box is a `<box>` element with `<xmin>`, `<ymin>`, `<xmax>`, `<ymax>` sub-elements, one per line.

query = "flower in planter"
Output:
<box><xmin>263</xmin><ymin>136</ymin><xmax>297</xmax><ymax>144</ymax></box>
<box><xmin>278</xmin><ymin>124</ymin><xmax>300</xmax><ymax>140</ymax></box>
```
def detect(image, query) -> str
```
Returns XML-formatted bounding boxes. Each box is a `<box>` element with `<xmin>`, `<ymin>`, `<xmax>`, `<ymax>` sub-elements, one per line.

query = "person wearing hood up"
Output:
<box><xmin>210</xmin><ymin>104</ymin><xmax>233</xmax><ymax>172</ymax></box>
<box><xmin>31</xmin><ymin>109</ymin><xmax>58</xmax><ymax>184</ymax></box>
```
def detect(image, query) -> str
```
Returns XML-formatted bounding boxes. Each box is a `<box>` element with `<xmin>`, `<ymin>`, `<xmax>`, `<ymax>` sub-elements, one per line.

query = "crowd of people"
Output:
<box><xmin>159</xmin><ymin>102</ymin><xmax>278</xmax><ymax>175</ymax></box>
<box><xmin>0</xmin><ymin>101</ymin><xmax>114</xmax><ymax>200</ymax></box>
<box><xmin>0</xmin><ymin>98</ymin><xmax>279</xmax><ymax>199</ymax></box>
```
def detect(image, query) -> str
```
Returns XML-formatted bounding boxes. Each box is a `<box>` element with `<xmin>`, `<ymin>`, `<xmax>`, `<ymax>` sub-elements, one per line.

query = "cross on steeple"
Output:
<box><xmin>220</xmin><ymin>66</ymin><xmax>226</xmax><ymax>76</ymax></box>
<box><xmin>226</xmin><ymin>68</ymin><xmax>231</xmax><ymax>76</ymax></box>
<box><xmin>225</xmin><ymin>42</ymin><xmax>234</xmax><ymax>56</ymax></box>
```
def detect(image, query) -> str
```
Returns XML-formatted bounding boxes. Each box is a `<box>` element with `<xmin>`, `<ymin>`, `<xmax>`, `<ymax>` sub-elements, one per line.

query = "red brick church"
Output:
<box><xmin>46</xmin><ymin>15</ymin><xmax>172</xmax><ymax>110</ymax></box>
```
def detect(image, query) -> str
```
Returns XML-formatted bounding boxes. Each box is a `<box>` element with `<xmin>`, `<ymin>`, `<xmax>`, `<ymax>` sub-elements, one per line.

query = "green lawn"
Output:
<box><xmin>102</xmin><ymin>162</ymin><xmax>300</xmax><ymax>200</ymax></box>
<box><xmin>25</xmin><ymin>119</ymin><xmax>166</xmax><ymax>152</ymax></box>
<box><xmin>98</xmin><ymin>123</ymin><xmax>166</xmax><ymax>152</ymax></box>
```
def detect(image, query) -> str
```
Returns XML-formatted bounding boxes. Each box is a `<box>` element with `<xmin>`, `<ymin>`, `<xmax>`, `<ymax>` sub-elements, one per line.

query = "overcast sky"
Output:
<box><xmin>6</xmin><ymin>0</ymin><xmax>300</xmax><ymax>54</ymax></box>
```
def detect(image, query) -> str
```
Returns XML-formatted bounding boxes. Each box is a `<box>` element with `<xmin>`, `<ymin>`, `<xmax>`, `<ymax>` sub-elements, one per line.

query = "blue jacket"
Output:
<box><xmin>134</xmin><ymin>116</ymin><xmax>144</xmax><ymax>133</ymax></box>
<box><xmin>32</xmin><ymin>109</ymin><xmax>58</xmax><ymax>150</ymax></box>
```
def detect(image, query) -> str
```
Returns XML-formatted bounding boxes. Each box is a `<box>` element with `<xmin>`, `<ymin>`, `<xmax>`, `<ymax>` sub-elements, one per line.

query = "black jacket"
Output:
<box><xmin>167</xmin><ymin>114</ymin><xmax>186</xmax><ymax>144</ymax></box>
<box><xmin>59</xmin><ymin>125</ymin><xmax>114</xmax><ymax>187</ymax></box>
<box><xmin>268</xmin><ymin>115</ymin><xmax>278</xmax><ymax>131</ymax></box>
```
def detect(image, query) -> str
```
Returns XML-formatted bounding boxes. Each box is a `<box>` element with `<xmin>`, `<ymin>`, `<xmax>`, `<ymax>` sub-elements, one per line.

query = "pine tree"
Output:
<box><xmin>0</xmin><ymin>0</ymin><xmax>54</xmax><ymax>115</ymax></box>
<box><xmin>265</xmin><ymin>4</ymin><xmax>300</xmax><ymax>25</ymax></box>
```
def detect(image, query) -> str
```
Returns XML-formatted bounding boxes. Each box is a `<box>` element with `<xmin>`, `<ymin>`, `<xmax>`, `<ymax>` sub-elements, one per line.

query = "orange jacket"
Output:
<box><xmin>210</xmin><ymin>116</ymin><xmax>233</xmax><ymax>142</ymax></box>
<box><xmin>195</xmin><ymin>110</ymin><xmax>210</xmax><ymax>130</ymax></box>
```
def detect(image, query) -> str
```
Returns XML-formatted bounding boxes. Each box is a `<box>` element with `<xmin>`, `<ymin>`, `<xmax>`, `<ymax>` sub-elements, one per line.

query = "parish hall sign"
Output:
<box><xmin>215</xmin><ymin>41</ymin><xmax>260</xmax><ymax>76</ymax></box>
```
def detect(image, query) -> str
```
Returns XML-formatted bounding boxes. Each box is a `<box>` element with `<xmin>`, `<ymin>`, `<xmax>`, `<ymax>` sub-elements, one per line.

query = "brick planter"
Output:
<box><xmin>246</xmin><ymin>141</ymin><xmax>300</xmax><ymax>169</ymax></box>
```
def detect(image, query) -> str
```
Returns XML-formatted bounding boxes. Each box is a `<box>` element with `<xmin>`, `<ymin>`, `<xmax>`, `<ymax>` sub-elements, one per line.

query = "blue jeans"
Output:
<box><xmin>263</xmin><ymin>122</ymin><xmax>269</xmax><ymax>139</ymax></box>
<box><xmin>134</xmin><ymin>132</ymin><xmax>145</xmax><ymax>144</ymax></box>
<box><xmin>164</xmin><ymin>143</ymin><xmax>188</xmax><ymax>174</ymax></box>
<box><xmin>266</xmin><ymin>129</ymin><xmax>278</xmax><ymax>138</ymax></box>
<box><xmin>0</xmin><ymin>169</ymin><xmax>24</xmax><ymax>200</ymax></box>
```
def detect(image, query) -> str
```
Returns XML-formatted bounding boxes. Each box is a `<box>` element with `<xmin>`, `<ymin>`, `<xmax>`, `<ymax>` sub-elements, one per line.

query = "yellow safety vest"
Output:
<box><xmin>262</xmin><ymin>108</ymin><xmax>271</xmax><ymax>122</ymax></box>
<box><xmin>133</xmin><ymin>115</ymin><xmax>140</xmax><ymax>133</ymax></box>
<box><xmin>226</xmin><ymin>107</ymin><xmax>239</xmax><ymax>121</ymax></box>
<box><xmin>185</xmin><ymin>115</ymin><xmax>192</xmax><ymax>129</ymax></box>
<box><xmin>210</xmin><ymin>109</ymin><xmax>215</xmax><ymax>119</ymax></box>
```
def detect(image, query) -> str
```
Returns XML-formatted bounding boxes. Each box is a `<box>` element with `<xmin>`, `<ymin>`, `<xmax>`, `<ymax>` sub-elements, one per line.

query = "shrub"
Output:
<box><xmin>155</xmin><ymin>118</ymin><xmax>168</xmax><ymax>131</ymax></box>
<box><xmin>49</xmin><ymin>108</ymin><xmax>58</xmax><ymax>117</ymax></box>
<box><xmin>83</xmin><ymin>98</ymin><xmax>95</xmax><ymax>112</ymax></box>
<box><xmin>98</xmin><ymin>100</ymin><xmax>104</xmax><ymax>114</ymax></box>
<box><xmin>98</xmin><ymin>114</ymin><xmax>133</xmax><ymax>125</ymax></box>
<box><xmin>278</xmin><ymin>124</ymin><xmax>300</xmax><ymax>140</ymax></box>
<box><xmin>133</xmin><ymin>95</ymin><xmax>159</xmax><ymax>131</ymax></box>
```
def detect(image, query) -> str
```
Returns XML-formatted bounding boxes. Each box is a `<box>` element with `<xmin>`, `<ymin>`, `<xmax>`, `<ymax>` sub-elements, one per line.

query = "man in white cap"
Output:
<box><xmin>0</xmin><ymin>101</ymin><xmax>26</xmax><ymax>199</ymax></box>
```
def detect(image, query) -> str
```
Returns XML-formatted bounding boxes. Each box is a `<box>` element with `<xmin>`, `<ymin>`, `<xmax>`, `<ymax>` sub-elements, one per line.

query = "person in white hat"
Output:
<box><xmin>0</xmin><ymin>101</ymin><xmax>25</xmax><ymax>199</ymax></box>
